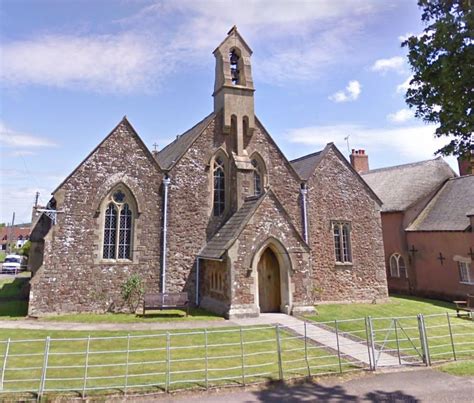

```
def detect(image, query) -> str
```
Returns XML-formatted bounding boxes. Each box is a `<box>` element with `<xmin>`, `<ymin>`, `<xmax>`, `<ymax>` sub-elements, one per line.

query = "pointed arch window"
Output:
<box><xmin>389</xmin><ymin>253</ymin><xmax>407</xmax><ymax>278</ymax></box>
<box><xmin>102</xmin><ymin>189</ymin><xmax>134</xmax><ymax>260</ymax></box>
<box><xmin>252</xmin><ymin>159</ymin><xmax>262</xmax><ymax>196</ymax></box>
<box><xmin>213</xmin><ymin>157</ymin><xmax>226</xmax><ymax>216</ymax></box>
<box><xmin>229</xmin><ymin>49</ymin><xmax>240</xmax><ymax>85</ymax></box>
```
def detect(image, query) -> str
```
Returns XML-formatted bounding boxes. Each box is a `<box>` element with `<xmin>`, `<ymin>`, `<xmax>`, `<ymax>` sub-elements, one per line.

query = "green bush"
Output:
<box><xmin>20</xmin><ymin>240</ymin><xmax>31</xmax><ymax>257</ymax></box>
<box><xmin>121</xmin><ymin>275</ymin><xmax>144</xmax><ymax>313</ymax></box>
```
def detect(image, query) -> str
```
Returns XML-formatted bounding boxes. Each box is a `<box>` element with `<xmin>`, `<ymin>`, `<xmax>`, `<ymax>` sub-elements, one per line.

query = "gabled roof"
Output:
<box><xmin>213</xmin><ymin>25</ymin><xmax>253</xmax><ymax>55</ymax></box>
<box><xmin>361</xmin><ymin>157</ymin><xmax>456</xmax><ymax>212</ymax></box>
<box><xmin>157</xmin><ymin>113</ymin><xmax>215</xmax><ymax>170</ymax></box>
<box><xmin>291</xmin><ymin>143</ymin><xmax>382</xmax><ymax>205</ymax></box>
<box><xmin>53</xmin><ymin>117</ymin><xmax>161</xmax><ymax>194</ymax></box>
<box><xmin>198</xmin><ymin>194</ymin><xmax>265</xmax><ymax>260</ymax></box>
<box><xmin>290</xmin><ymin>150</ymin><xmax>324</xmax><ymax>181</ymax></box>
<box><xmin>407</xmin><ymin>175</ymin><xmax>474</xmax><ymax>231</ymax></box>
<box><xmin>198</xmin><ymin>189</ymin><xmax>309</xmax><ymax>260</ymax></box>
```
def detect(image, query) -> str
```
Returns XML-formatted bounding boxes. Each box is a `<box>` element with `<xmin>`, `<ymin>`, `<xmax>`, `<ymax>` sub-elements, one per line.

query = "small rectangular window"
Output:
<box><xmin>333</xmin><ymin>222</ymin><xmax>352</xmax><ymax>263</ymax></box>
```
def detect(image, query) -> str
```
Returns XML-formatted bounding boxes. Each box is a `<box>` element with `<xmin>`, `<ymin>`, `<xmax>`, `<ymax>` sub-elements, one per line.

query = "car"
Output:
<box><xmin>1</xmin><ymin>254</ymin><xmax>27</xmax><ymax>274</ymax></box>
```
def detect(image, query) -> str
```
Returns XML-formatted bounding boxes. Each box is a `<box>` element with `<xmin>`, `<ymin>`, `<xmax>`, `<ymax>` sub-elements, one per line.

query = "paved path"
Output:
<box><xmin>234</xmin><ymin>314</ymin><xmax>402</xmax><ymax>367</ymax></box>
<box><xmin>0</xmin><ymin>313</ymin><xmax>401</xmax><ymax>367</ymax></box>
<box><xmin>149</xmin><ymin>368</ymin><xmax>474</xmax><ymax>402</ymax></box>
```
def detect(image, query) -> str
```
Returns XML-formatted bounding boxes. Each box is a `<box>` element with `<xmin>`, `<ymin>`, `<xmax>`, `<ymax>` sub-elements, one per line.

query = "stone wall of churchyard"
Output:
<box><xmin>307</xmin><ymin>147</ymin><xmax>388</xmax><ymax>303</ymax></box>
<box><xmin>29</xmin><ymin>121</ymin><xmax>163</xmax><ymax>315</ymax></box>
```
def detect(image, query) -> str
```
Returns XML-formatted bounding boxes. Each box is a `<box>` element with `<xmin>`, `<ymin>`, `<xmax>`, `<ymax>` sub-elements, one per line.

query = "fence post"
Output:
<box><xmin>367</xmin><ymin>316</ymin><xmax>376</xmax><ymax>370</ymax></box>
<box><xmin>82</xmin><ymin>336</ymin><xmax>91</xmax><ymax>398</ymax></box>
<box><xmin>364</xmin><ymin>317</ymin><xmax>373</xmax><ymax>370</ymax></box>
<box><xmin>124</xmin><ymin>334</ymin><xmax>131</xmax><ymax>394</ymax></box>
<box><xmin>204</xmin><ymin>329</ymin><xmax>209</xmax><ymax>390</ymax></box>
<box><xmin>275</xmin><ymin>325</ymin><xmax>283</xmax><ymax>381</ymax></box>
<box><xmin>393</xmin><ymin>319</ymin><xmax>401</xmax><ymax>365</ymax></box>
<box><xmin>0</xmin><ymin>338</ymin><xmax>11</xmax><ymax>391</ymax></box>
<box><xmin>165</xmin><ymin>332</ymin><xmax>171</xmax><ymax>393</ymax></box>
<box><xmin>304</xmin><ymin>321</ymin><xmax>311</xmax><ymax>377</ymax></box>
<box><xmin>334</xmin><ymin>320</ymin><xmax>343</xmax><ymax>373</ymax></box>
<box><xmin>239</xmin><ymin>327</ymin><xmax>245</xmax><ymax>386</ymax></box>
<box><xmin>446</xmin><ymin>312</ymin><xmax>456</xmax><ymax>361</ymax></box>
<box><xmin>38</xmin><ymin>336</ymin><xmax>51</xmax><ymax>398</ymax></box>
<box><xmin>417</xmin><ymin>314</ymin><xmax>431</xmax><ymax>366</ymax></box>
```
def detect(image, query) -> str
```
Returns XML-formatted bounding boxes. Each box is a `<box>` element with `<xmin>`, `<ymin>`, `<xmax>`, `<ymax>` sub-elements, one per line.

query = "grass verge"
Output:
<box><xmin>435</xmin><ymin>359</ymin><xmax>474</xmax><ymax>376</ymax></box>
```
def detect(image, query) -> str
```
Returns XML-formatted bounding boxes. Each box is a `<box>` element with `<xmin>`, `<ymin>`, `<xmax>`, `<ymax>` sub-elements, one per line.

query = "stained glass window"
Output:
<box><xmin>119</xmin><ymin>203</ymin><xmax>132</xmax><ymax>259</ymax></box>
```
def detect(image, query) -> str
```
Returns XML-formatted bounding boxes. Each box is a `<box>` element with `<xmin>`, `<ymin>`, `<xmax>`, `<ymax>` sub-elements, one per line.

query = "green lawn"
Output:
<box><xmin>436</xmin><ymin>359</ymin><xmax>474</xmax><ymax>376</ymax></box>
<box><xmin>41</xmin><ymin>308</ymin><xmax>224</xmax><ymax>323</ymax></box>
<box><xmin>306</xmin><ymin>295</ymin><xmax>474</xmax><ymax>365</ymax></box>
<box><xmin>0</xmin><ymin>326</ymin><xmax>352</xmax><ymax>398</ymax></box>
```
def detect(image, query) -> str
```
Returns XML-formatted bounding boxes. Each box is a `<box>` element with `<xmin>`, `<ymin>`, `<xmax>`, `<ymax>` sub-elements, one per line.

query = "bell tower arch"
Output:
<box><xmin>213</xmin><ymin>26</ymin><xmax>255</xmax><ymax>159</ymax></box>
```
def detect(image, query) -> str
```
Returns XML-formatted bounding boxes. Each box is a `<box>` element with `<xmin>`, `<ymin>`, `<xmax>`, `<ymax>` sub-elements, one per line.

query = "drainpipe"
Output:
<box><xmin>195</xmin><ymin>257</ymin><xmax>200</xmax><ymax>306</ymax></box>
<box><xmin>161</xmin><ymin>175</ymin><xmax>171</xmax><ymax>293</ymax></box>
<box><xmin>300</xmin><ymin>183</ymin><xmax>309</xmax><ymax>243</ymax></box>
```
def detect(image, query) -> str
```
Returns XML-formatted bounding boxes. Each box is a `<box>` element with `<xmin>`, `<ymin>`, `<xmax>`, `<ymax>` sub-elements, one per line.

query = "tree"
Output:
<box><xmin>402</xmin><ymin>0</ymin><xmax>473</xmax><ymax>157</ymax></box>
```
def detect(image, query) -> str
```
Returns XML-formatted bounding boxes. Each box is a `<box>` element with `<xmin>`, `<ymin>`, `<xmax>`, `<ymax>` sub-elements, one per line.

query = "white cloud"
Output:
<box><xmin>329</xmin><ymin>80</ymin><xmax>361</xmax><ymax>103</ymax></box>
<box><xmin>387</xmin><ymin>108</ymin><xmax>414</xmax><ymax>123</ymax></box>
<box><xmin>396</xmin><ymin>76</ymin><xmax>413</xmax><ymax>93</ymax></box>
<box><xmin>371</xmin><ymin>56</ymin><xmax>406</xmax><ymax>74</ymax></box>
<box><xmin>286</xmin><ymin>123</ymin><xmax>455</xmax><ymax>163</ymax></box>
<box><xmin>0</xmin><ymin>122</ymin><xmax>57</xmax><ymax>149</ymax></box>
<box><xmin>1</xmin><ymin>33</ymin><xmax>168</xmax><ymax>93</ymax></box>
<box><xmin>1</xmin><ymin>0</ymin><xmax>387</xmax><ymax>91</ymax></box>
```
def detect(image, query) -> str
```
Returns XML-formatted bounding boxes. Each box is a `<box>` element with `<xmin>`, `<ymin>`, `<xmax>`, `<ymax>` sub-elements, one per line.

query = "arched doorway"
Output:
<box><xmin>257</xmin><ymin>248</ymin><xmax>281</xmax><ymax>312</ymax></box>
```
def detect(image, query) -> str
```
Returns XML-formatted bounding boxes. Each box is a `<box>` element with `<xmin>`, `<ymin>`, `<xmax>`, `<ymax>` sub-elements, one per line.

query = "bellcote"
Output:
<box><xmin>213</xmin><ymin>26</ymin><xmax>255</xmax><ymax>157</ymax></box>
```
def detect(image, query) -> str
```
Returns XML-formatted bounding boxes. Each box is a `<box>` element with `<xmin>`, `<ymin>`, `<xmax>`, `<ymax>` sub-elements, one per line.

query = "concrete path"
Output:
<box><xmin>0</xmin><ymin>313</ymin><xmax>401</xmax><ymax>366</ymax></box>
<box><xmin>234</xmin><ymin>313</ymin><xmax>403</xmax><ymax>367</ymax></box>
<box><xmin>150</xmin><ymin>368</ymin><xmax>474</xmax><ymax>402</ymax></box>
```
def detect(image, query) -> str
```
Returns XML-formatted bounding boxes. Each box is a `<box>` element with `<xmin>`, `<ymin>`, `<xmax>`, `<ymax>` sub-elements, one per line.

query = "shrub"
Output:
<box><xmin>121</xmin><ymin>275</ymin><xmax>144</xmax><ymax>313</ymax></box>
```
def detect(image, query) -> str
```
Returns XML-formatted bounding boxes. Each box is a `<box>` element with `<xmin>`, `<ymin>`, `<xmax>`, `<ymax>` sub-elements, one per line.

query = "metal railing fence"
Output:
<box><xmin>0</xmin><ymin>312</ymin><xmax>471</xmax><ymax>399</ymax></box>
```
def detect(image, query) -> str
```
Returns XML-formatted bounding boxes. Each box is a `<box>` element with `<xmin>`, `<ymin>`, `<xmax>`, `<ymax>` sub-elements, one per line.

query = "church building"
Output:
<box><xmin>28</xmin><ymin>27</ymin><xmax>388</xmax><ymax>318</ymax></box>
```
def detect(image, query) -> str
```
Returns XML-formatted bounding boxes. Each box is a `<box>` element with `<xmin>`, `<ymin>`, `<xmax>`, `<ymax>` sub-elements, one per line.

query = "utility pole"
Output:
<box><xmin>6</xmin><ymin>212</ymin><xmax>15</xmax><ymax>254</ymax></box>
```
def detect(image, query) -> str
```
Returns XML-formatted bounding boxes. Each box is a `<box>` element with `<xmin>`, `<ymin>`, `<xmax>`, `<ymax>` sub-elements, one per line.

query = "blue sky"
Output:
<box><xmin>0</xmin><ymin>0</ymin><xmax>459</xmax><ymax>224</ymax></box>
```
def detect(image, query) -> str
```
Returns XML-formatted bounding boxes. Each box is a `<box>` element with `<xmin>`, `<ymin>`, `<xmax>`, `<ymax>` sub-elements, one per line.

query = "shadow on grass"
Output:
<box><xmin>139</xmin><ymin>307</ymin><xmax>223</xmax><ymax>320</ymax></box>
<box><xmin>390</xmin><ymin>294</ymin><xmax>456</xmax><ymax>310</ymax></box>
<box><xmin>0</xmin><ymin>277</ymin><xmax>30</xmax><ymax>299</ymax></box>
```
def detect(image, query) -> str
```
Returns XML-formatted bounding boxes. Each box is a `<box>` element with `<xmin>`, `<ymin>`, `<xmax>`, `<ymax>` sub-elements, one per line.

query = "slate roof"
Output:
<box><xmin>157</xmin><ymin>113</ymin><xmax>215</xmax><ymax>170</ymax></box>
<box><xmin>290</xmin><ymin>150</ymin><xmax>324</xmax><ymax>181</ymax></box>
<box><xmin>361</xmin><ymin>157</ymin><xmax>456</xmax><ymax>212</ymax></box>
<box><xmin>198</xmin><ymin>194</ymin><xmax>264</xmax><ymax>260</ymax></box>
<box><xmin>406</xmin><ymin>175</ymin><xmax>474</xmax><ymax>231</ymax></box>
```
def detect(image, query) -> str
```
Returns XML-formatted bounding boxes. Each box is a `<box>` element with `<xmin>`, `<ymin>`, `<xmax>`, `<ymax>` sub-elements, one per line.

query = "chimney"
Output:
<box><xmin>458</xmin><ymin>151</ymin><xmax>474</xmax><ymax>176</ymax></box>
<box><xmin>350</xmin><ymin>149</ymin><xmax>369</xmax><ymax>173</ymax></box>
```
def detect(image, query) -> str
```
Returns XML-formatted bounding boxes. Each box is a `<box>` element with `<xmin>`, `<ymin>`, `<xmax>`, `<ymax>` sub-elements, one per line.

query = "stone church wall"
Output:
<box><xmin>307</xmin><ymin>148</ymin><xmax>388</xmax><ymax>303</ymax></box>
<box><xmin>28</xmin><ymin>122</ymin><xmax>163</xmax><ymax>315</ymax></box>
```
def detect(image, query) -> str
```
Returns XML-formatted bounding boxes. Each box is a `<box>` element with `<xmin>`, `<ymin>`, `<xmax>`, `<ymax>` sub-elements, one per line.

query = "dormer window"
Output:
<box><xmin>229</xmin><ymin>49</ymin><xmax>240</xmax><ymax>85</ymax></box>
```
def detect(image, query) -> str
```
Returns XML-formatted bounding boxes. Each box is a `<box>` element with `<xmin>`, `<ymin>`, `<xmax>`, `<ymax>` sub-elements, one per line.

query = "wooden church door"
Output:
<box><xmin>258</xmin><ymin>248</ymin><xmax>281</xmax><ymax>313</ymax></box>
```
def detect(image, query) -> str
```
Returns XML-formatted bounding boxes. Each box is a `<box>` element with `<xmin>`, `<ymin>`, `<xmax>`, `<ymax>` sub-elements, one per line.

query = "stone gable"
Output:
<box><xmin>306</xmin><ymin>147</ymin><xmax>388</xmax><ymax>302</ymax></box>
<box><xmin>29</xmin><ymin>120</ymin><xmax>163</xmax><ymax>315</ymax></box>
